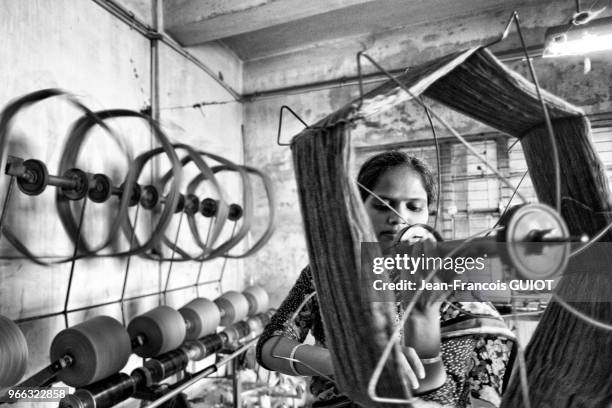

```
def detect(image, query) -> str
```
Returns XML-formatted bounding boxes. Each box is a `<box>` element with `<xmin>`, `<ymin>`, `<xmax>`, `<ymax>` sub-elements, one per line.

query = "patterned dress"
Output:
<box><xmin>256</xmin><ymin>266</ymin><xmax>514</xmax><ymax>407</ymax></box>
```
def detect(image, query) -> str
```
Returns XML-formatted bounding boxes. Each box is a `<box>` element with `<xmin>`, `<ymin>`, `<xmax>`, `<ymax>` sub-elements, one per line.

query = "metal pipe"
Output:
<box><xmin>89</xmin><ymin>0</ymin><xmax>240</xmax><ymax>101</ymax></box>
<box><xmin>47</xmin><ymin>175</ymin><xmax>78</xmax><ymax>189</ymax></box>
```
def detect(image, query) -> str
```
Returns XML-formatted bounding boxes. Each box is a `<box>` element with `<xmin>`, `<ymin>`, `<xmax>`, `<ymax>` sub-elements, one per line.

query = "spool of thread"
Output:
<box><xmin>179</xmin><ymin>298</ymin><xmax>221</xmax><ymax>341</ymax></box>
<box><xmin>214</xmin><ymin>291</ymin><xmax>249</xmax><ymax>326</ymax></box>
<box><xmin>127</xmin><ymin>306</ymin><xmax>186</xmax><ymax>358</ymax></box>
<box><xmin>242</xmin><ymin>286</ymin><xmax>269</xmax><ymax>315</ymax></box>
<box><xmin>0</xmin><ymin>315</ymin><xmax>28</xmax><ymax>387</ymax></box>
<box><xmin>50</xmin><ymin>316</ymin><xmax>131</xmax><ymax>387</ymax></box>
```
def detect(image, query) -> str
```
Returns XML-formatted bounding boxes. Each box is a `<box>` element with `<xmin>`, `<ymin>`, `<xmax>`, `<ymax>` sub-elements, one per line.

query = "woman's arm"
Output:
<box><xmin>257</xmin><ymin>267</ymin><xmax>424</xmax><ymax>386</ymax></box>
<box><xmin>256</xmin><ymin>266</ymin><xmax>320</xmax><ymax>371</ymax></box>
<box><xmin>260</xmin><ymin>335</ymin><xmax>334</xmax><ymax>376</ymax></box>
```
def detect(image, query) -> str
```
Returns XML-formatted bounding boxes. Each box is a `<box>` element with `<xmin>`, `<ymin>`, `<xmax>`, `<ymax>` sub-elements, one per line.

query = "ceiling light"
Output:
<box><xmin>543</xmin><ymin>15</ymin><xmax>612</xmax><ymax>57</ymax></box>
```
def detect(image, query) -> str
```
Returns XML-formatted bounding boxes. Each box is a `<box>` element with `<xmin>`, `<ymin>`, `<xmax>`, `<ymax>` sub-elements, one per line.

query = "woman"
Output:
<box><xmin>256</xmin><ymin>151</ymin><xmax>514</xmax><ymax>407</ymax></box>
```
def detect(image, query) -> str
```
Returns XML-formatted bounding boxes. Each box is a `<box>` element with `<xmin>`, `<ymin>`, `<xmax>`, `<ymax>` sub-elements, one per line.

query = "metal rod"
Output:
<box><xmin>146</xmin><ymin>337</ymin><xmax>259</xmax><ymax>408</ymax></box>
<box><xmin>194</xmin><ymin>218</ymin><xmax>216</xmax><ymax>297</ymax></box>
<box><xmin>163</xmin><ymin>210</ymin><xmax>185</xmax><ymax>304</ymax></box>
<box><xmin>0</xmin><ymin>177</ymin><xmax>16</xmax><ymax>233</ymax></box>
<box><xmin>218</xmin><ymin>223</ymin><xmax>238</xmax><ymax>287</ymax></box>
<box><xmin>277</xmin><ymin>105</ymin><xmax>310</xmax><ymax>146</ymax></box>
<box><xmin>63</xmin><ymin>199</ymin><xmax>88</xmax><ymax>328</ymax></box>
<box><xmin>485</xmin><ymin>170</ymin><xmax>528</xmax><ymax>237</ymax></box>
<box><xmin>232</xmin><ymin>355</ymin><xmax>241</xmax><ymax>408</ymax></box>
<box><xmin>121</xmin><ymin>205</ymin><xmax>141</xmax><ymax>325</ymax></box>
<box><xmin>512</xmin><ymin>12</ymin><xmax>561</xmax><ymax>213</ymax></box>
<box><xmin>424</xmin><ymin>106</ymin><xmax>442</xmax><ymax>231</ymax></box>
<box><xmin>47</xmin><ymin>175</ymin><xmax>78</xmax><ymax>189</ymax></box>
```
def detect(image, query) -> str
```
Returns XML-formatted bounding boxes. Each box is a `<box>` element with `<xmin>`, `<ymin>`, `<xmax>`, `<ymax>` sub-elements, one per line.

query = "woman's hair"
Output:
<box><xmin>357</xmin><ymin>150</ymin><xmax>436</xmax><ymax>205</ymax></box>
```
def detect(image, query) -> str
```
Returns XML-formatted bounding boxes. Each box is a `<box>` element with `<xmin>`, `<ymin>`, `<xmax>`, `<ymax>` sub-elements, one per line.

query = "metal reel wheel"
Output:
<box><xmin>60</xmin><ymin>168</ymin><xmax>89</xmax><ymax>200</ymax></box>
<box><xmin>501</xmin><ymin>203</ymin><xmax>570</xmax><ymax>280</ymax></box>
<box><xmin>16</xmin><ymin>159</ymin><xmax>48</xmax><ymax>196</ymax></box>
<box><xmin>88</xmin><ymin>173</ymin><xmax>112</xmax><ymax>203</ymax></box>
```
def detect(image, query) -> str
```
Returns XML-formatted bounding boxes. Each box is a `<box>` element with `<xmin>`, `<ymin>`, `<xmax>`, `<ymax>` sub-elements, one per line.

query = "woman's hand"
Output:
<box><xmin>403</xmin><ymin>307</ymin><xmax>447</xmax><ymax>394</ymax></box>
<box><xmin>397</xmin><ymin>345</ymin><xmax>426</xmax><ymax>389</ymax></box>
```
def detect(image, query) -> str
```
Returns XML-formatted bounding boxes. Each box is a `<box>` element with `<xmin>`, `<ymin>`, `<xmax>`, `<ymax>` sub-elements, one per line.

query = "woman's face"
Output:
<box><xmin>363</xmin><ymin>165</ymin><xmax>429</xmax><ymax>249</ymax></box>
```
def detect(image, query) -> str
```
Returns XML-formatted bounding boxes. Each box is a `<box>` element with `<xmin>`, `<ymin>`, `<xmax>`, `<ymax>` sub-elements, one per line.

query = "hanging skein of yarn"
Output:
<box><xmin>291</xmin><ymin>117</ymin><xmax>412</xmax><ymax>406</ymax></box>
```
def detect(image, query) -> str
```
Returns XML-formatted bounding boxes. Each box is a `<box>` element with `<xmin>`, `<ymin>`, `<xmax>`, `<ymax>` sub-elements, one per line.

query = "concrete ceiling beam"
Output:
<box><xmin>163</xmin><ymin>0</ymin><xmax>376</xmax><ymax>45</ymax></box>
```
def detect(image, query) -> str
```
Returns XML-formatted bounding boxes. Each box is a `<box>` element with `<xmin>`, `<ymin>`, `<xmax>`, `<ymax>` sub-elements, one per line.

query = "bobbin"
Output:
<box><xmin>6</xmin><ymin>157</ymin><xmax>91</xmax><ymax>200</ymax></box>
<box><xmin>242</xmin><ymin>285</ymin><xmax>270</xmax><ymax>315</ymax></box>
<box><xmin>58</xmin><ymin>310</ymin><xmax>275</xmax><ymax>408</ymax></box>
<box><xmin>200</xmin><ymin>197</ymin><xmax>218</xmax><ymax>217</ymax></box>
<box><xmin>87</xmin><ymin>174</ymin><xmax>140</xmax><ymax>205</ymax></box>
<box><xmin>50</xmin><ymin>316</ymin><xmax>131</xmax><ymax>388</ymax></box>
<box><xmin>139</xmin><ymin>185</ymin><xmax>195</xmax><ymax>214</ymax></box>
<box><xmin>228</xmin><ymin>203</ymin><xmax>243</xmax><ymax>221</ymax></box>
<box><xmin>214</xmin><ymin>291</ymin><xmax>250</xmax><ymax>326</ymax></box>
<box><xmin>498</xmin><ymin>203</ymin><xmax>571</xmax><ymax>279</ymax></box>
<box><xmin>179</xmin><ymin>298</ymin><xmax>221</xmax><ymax>341</ymax></box>
<box><xmin>127</xmin><ymin>306</ymin><xmax>187</xmax><ymax>358</ymax></box>
<box><xmin>87</xmin><ymin>174</ymin><xmax>113</xmax><ymax>203</ymax></box>
<box><xmin>118</xmin><ymin>181</ymin><xmax>142</xmax><ymax>207</ymax></box>
<box><xmin>183</xmin><ymin>194</ymin><xmax>200</xmax><ymax>215</ymax></box>
<box><xmin>0</xmin><ymin>315</ymin><xmax>28</xmax><ymax>387</ymax></box>
<box><xmin>199</xmin><ymin>198</ymin><xmax>243</xmax><ymax>221</ymax></box>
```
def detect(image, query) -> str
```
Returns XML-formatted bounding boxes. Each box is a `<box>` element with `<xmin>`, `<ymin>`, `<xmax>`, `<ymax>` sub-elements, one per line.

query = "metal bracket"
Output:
<box><xmin>276</xmin><ymin>105</ymin><xmax>309</xmax><ymax>146</ymax></box>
